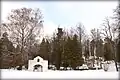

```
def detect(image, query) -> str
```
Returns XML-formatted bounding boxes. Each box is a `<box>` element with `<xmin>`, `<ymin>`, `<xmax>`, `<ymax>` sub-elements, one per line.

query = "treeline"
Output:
<box><xmin>0</xmin><ymin>4</ymin><xmax>120</xmax><ymax>70</ymax></box>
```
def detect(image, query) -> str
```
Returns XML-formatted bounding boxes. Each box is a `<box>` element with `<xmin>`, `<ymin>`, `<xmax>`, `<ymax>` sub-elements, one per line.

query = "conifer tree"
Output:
<box><xmin>39</xmin><ymin>38</ymin><xmax>47</xmax><ymax>60</ymax></box>
<box><xmin>70</xmin><ymin>34</ymin><xmax>84</xmax><ymax>69</ymax></box>
<box><xmin>61</xmin><ymin>36</ymin><xmax>72</xmax><ymax>69</ymax></box>
<box><xmin>96</xmin><ymin>39</ymin><xmax>104</xmax><ymax>57</ymax></box>
<box><xmin>104</xmin><ymin>38</ymin><xmax>114</xmax><ymax>61</ymax></box>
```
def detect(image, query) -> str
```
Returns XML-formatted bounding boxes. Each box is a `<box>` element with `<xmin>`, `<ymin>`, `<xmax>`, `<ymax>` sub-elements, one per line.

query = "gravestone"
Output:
<box><xmin>28</xmin><ymin>56</ymin><xmax>48</xmax><ymax>72</ymax></box>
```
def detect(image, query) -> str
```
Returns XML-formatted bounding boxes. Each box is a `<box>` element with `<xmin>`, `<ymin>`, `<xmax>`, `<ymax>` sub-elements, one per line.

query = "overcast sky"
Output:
<box><xmin>1</xmin><ymin>1</ymin><xmax>118</xmax><ymax>36</ymax></box>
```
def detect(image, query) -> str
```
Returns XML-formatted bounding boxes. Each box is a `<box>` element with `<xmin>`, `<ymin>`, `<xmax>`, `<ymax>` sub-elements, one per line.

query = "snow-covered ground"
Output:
<box><xmin>1</xmin><ymin>62</ymin><xmax>119</xmax><ymax>79</ymax></box>
<box><xmin>1</xmin><ymin>69</ymin><xmax>119</xmax><ymax>79</ymax></box>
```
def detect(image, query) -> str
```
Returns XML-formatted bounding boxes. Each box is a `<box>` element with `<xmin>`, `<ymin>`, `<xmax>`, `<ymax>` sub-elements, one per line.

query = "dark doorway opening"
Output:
<box><xmin>33</xmin><ymin>64</ymin><xmax>43</xmax><ymax>72</ymax></box>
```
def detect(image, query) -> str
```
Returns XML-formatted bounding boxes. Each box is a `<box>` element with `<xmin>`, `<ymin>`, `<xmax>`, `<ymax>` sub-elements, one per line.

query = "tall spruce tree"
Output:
<box><xmin>71</xmin><ymin>34</ymin><xmax>84</xmax><ymax>69</ymax></box>
<box><xmin>84</xmin><ymin>39</ymin><xmax>90</xmax><ymax>59</ymax></box>
<box><xmin>104</xmin><ymin>38</ymin><xmax>114</xmax><ymax>61</ymax></box>
<box><xmin>55</xmin><ymin>28</ymin><xmax>63</xmax><ymax>70</ymax></box>
<box><xmin>116</xmin><ymin>4</ymin><xmax>120</xmax><ymax>62</ymax></box>
<box><xmin>90</xmin><ymin>39</ymin><xmax>95</xmax><ymax>56</ymax></box>
<box><xmin>45</xmin><ymin>39</ymin><xmax>51</xmax><ymax>65</ymax></box>
<box><xmin>96</xmin><ymin>39</ymin><xmax>104</xmax><ymax>57</ymax></box>
<box><xmin>61</xmin><ymin>36</ymin><xmax>72</xmax><ymax>69</ymax></box>
<box><xmin>51</xmin><ymin>37</ymin><xmax>57</xmax><ymax>65</ymax></box>
<box><xmin>39</xmin><ymin>38</ymin><xmax>48</xmax><ymax>60</ymax></box>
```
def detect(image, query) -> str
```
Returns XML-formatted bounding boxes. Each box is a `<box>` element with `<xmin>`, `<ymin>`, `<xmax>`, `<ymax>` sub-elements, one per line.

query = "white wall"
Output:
<box><xmin>28</xmin><ymin>56</ymin><xmax>48</xmax><ymax>72</ymax></box>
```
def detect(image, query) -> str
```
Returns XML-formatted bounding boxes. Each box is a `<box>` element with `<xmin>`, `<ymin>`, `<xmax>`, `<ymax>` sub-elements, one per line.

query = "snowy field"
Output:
<box><xmin>1</xmin><ymin>69</ymin><xmax>119</xmax><ymax>79</ymax></box>
<box><xmin>1</xmin><ymin>63</ymin><xmax>119</xmax><ymax>79</ymax></box>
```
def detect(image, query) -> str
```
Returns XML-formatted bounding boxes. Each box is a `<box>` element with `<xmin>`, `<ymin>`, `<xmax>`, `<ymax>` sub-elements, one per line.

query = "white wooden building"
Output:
<box><xmin>28</xmin><ymin>56</ymin><xmax>48</xmax><ymax>72</ymax></box>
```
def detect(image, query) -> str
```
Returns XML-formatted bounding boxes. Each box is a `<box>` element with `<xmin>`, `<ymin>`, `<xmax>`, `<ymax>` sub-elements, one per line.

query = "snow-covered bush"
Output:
<box><xmin>76</xmin><ymin>64</ymin><xmax>88</xmax><ymax>70</ymax></box>
<box><xmin>48</xmin><ymin>65</ymin><xmax>56</xmax><ymax>70</ymax></box>
<box><xmin>60</xmin><ymin>67</ymin><xmax>64</xmax><ymax>70</ymax></box>
<box><xmin>82</xmin><ymin>64</ymin><xmax>89</xmax><ymax>69</ymax></box>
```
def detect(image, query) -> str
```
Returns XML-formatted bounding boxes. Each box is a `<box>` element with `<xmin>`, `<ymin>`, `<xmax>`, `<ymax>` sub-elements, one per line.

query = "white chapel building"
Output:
<box><xmin>28</xmin><ymin>56</ymin><xmax>48</xmax><ymax>72</ymax></box>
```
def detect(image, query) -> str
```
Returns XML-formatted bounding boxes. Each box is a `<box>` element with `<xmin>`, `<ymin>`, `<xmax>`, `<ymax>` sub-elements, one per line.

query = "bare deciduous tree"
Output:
<box><xmin>100</xmin><ymin>17</ymin><xmax>116</xmax><ymax>40</ymax></box>
<box><xmin>1</xmin><ymin>8</ymin><xmax>43</xmax><ymax>63</ymax></box>
<box><xmin>75</xmin><ymin>23</ymin><xmax>86</xmax><ymax>57</ymax></box>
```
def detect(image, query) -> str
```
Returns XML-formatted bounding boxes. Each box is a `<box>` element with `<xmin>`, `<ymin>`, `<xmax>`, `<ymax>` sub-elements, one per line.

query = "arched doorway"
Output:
<box><xmin>33</xmin><ymin>64</ymin><xmax>43</xmax><ymax>72</ymax></box>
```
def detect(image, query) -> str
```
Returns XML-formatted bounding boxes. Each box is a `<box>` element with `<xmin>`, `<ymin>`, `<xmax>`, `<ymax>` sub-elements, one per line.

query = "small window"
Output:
<box><xmin>37</xmin><ymin>59</ymin><xmax>40</xmax><ymax>62</ymax></box>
